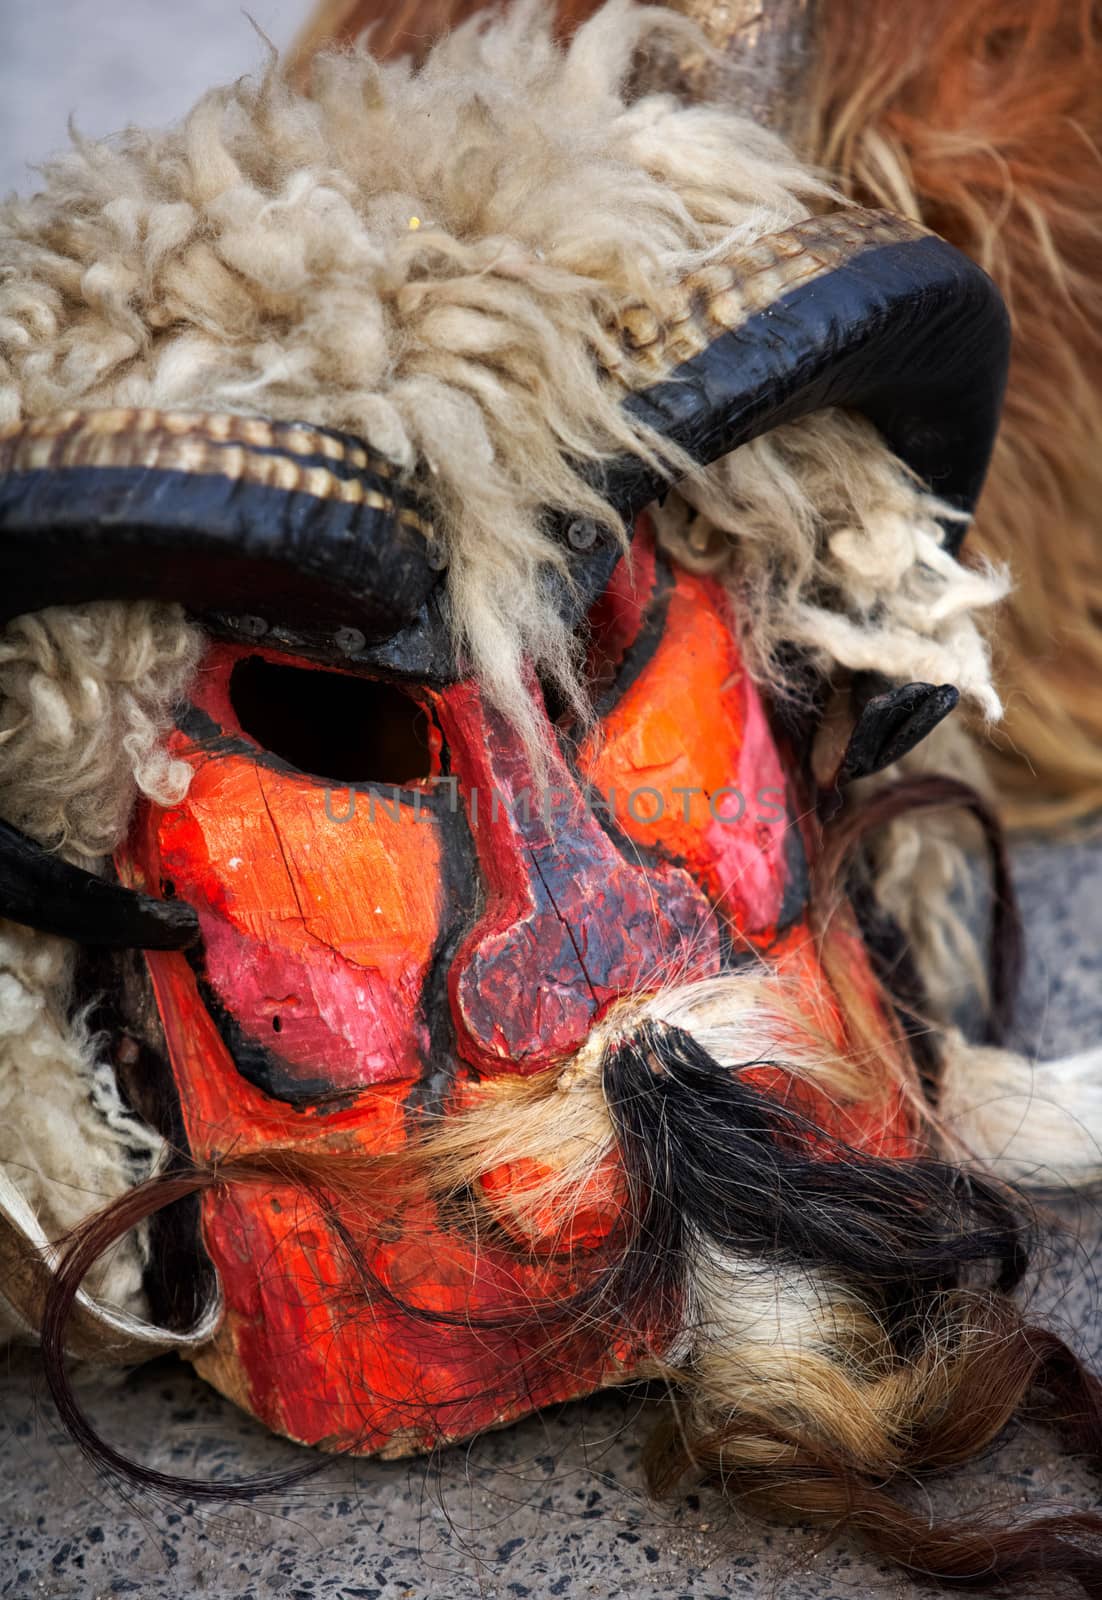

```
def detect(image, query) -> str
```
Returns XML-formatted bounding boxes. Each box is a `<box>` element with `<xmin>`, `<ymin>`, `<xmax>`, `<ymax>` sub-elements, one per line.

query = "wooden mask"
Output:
<box><xmin>0</xmin><ymin>207</ymin><xmax>1008</xmax><ymax>1451</ymax></box>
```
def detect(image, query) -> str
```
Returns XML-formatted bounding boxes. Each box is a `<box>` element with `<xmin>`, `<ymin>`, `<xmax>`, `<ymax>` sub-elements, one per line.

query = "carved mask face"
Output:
<box><xmin>0</xmin><ymin>202</ymin><xmax>1007</xmax><ymax>1453</ymax></box>
<box><xmin>111</xmin><ymin>521</ymin><xmax>914</xmax><ymax>1452</ymax></box>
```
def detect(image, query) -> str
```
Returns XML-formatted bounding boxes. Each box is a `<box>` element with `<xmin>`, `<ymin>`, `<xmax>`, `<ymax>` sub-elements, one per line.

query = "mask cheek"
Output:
<box><xmin>580</xmin><ymin>567</ymin><xmax>797</xmax><ymax>943</ymax></box>
<box><xmin>478</xmin><ymin>1153</ymin><xmax>625</xmax><ymax>1253</ymax></box>
<box><xmin>121</xmin><ymin>748</ymin><xmax>448</xmax><ymax>1097</ymax></box>
<box><xmin>195</xmin><ymin>917</ymin><xmax>431</xmax><ymax>1091</ymax></box>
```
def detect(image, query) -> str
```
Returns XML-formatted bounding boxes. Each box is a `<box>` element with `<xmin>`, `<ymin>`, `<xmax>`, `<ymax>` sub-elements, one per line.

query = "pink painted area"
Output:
<box><xmin>698</xmin><ymin>667</ymin><xmax>793</xmax><ymax>936</ymax></box>
<box><xmin>135</xmin><ymin>655</ymin><xmax>447</xmax><ymax>1094</ymax></box>
<box><xmin>195</xmin><ymin>909</ymin><xmax>427</xmax><ymax>1090</ymax></box>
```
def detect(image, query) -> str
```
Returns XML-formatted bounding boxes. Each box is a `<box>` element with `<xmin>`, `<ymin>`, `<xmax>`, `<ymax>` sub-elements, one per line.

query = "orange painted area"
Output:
<box><xmin>479</xmin><ymin>1152</ymin><xmax>625</xmax><ymax>1253</ymax></box>
<box><xmin>125</xmin><ymin>875</ymin><xmax>638</xmax><ymax>1454</ymax></box>
<box><xmin>162</xmin><ymin>760</ymin><xmax>441</xmax><ymax>969</ymax></box>
<box><xmin>115</xmin><ymin>646</ymin><xmax>647</xmax><ymax>1453</ymax></box>
<box><xmin>579</xmin><ymin>563</ymin><xmax>792</xmax><ymax>946</ymax></box>
<box><xmin>196</xmin><ymin>1183</ymin><xmax>630</xmax><ymax>1456</ymax></box>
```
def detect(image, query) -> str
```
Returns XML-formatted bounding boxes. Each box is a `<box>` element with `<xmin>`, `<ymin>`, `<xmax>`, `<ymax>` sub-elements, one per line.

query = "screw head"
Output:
<box><xmin>334</xmin><ymin>626</ymin><xmax>367</xmax><ymax>655</ymax></box>
<box><xmin>566</xmin><ymin>518</ymin><xmax>598</xmax><ymax>552</ymax></box>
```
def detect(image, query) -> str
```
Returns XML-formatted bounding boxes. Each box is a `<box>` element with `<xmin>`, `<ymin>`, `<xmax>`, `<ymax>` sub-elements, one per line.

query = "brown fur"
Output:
<box><xmin>646</xmin><ymin>1300</ymin><xmax>1102</xmax><ymax>1596</ymax></box>
<box><xmin>804</xmin><ymin>0</ymin><xmax>1102</xmax><ymax>828</ymax></box>
<box><xmin>287</xmin><ymin>0</ymin><xmax>600</xmax><ymax>76</ymax></box>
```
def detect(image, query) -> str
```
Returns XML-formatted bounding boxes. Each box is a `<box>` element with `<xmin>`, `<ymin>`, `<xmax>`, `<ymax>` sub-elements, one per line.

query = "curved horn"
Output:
<box><xmin>603</xmin><ymin>208</ymin><xmax>1009</xmax><ymax>552</ymax></box>
<box><xmin>0</xmin><ymin>212</ymin><xmax>1007</xmax><ymax>656</ymax></box>
<box><xmin>0</xmin><ymin>215</ymin><xmax>1005</xmax><ymax>643</ymax></box>
<box><xmin>0</xmin><ymin>819</ymin><xmax>200</xmax><ymax>950</ymax></box>
<box><xmin>0</xmin><ymin>411</ymin><xmax>443</xmax><ymax>639</ymax></box>
<box><xmin>0</xmin><ymin>209</ymin><xmax>1006</xmax><ymax>951</ymax></box>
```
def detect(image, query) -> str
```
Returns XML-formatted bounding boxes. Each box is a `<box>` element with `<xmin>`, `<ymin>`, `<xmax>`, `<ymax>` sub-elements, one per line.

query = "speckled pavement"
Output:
<box><xmin>1</xmin><ymin>829</ymin><xmax>1100</xmax><ymax>1600</ymax></box>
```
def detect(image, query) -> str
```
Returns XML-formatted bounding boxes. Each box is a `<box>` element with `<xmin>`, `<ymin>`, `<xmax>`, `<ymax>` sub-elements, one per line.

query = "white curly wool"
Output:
<box><xmin>0</xmin><ymin>605</ymin><xmax>198</xmax><ymax>1338</ymax></box>
<box><xmin>0</xmin><ymin>601</ymin><xmax>200</xmax><ymax>864</ymax></box>
<box><xmin>654</xmin><ymin>409</ymin><xmax>1007</xmax><ymax>724</ymax></box>
<box><xmin>856</xmin><ymin>716</ymin><xmax>995</xmax><ymax>1020</ymax></box>
<box><xmin>939</xmin><ymin>1029</ymin><xmax>1102</xmax><ymax>1186</ymax></box>
<box><xmin>0</xmin><ymin>924</ymin><xmax>162</xmax><ymax>1338</ymax></box>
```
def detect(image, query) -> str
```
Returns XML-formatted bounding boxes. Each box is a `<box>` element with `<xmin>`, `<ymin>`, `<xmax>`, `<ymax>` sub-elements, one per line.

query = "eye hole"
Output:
<box><xmin>539</xmin><ymin>673</ymin><xmax>575</xmax><ymax>731</ymax></box>
<box><xmin>229</xmin><ymin>655</ymin><xmax>432</xmax><ymax>785</ymax></box>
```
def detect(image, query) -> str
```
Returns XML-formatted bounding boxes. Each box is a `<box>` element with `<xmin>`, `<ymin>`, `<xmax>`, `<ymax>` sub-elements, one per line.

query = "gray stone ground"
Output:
<box><xmin>2</xmin><ymin>9</ymin><xmax>1102</xmax><ymax>1599</ymax></box>
<box><xmin>1</xmin><ymin>832</ymin><xmax>1100</xmax><ymax>1600</ymax></box>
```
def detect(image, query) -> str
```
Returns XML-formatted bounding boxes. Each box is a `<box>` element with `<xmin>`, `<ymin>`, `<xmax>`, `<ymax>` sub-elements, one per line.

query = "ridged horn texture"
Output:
<box><xmin>0</xmin><ymin>410</ymin><xmax>442</xmax><ymax>638</ymax></box>
<box><xmin>607</xmin><ymin>207</ymin><xmax>1008</xmax><ymax>542</ymax></box>
<box><xmin>0</xmin><ymin>212</ymin><xmax>1007</xmax><ymax>643</ymax></box>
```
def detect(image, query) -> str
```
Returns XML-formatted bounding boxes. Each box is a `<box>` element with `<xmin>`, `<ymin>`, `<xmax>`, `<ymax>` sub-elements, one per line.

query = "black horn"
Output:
<box><xmin>0</xmin><ymin>212</ymin><xmax>1006</xmax><ymax>649</ymax></box>
<box><xmin>0</xmin><ymin>207</ymin><xmax>1009</xmax><ymax>951</ymax></box>
<box><xmin>605</xmin><ymin>209</ymin><xmax>1009</xmax><ymax>547</ymax></box>
<box><xmin>0</xmin><ymin>819</ymin><xmax>200</xmax><ymax>951</ymax></box>
<box><xmin>0</xmin><ymin>411</ymin><xmax>443</xmax><ymax>640</ymax></box>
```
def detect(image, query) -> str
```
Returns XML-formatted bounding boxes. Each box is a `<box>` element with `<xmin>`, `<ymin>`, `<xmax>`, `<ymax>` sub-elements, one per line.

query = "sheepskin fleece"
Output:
<box><xmin>0</xmin><ymin>0</ymin><xmax>1009</xmax><ymax>1329</ymax></box>
<box><xmin>0</xmin><ymin>607</ymin><xmax>198</xmax><ymax>1334</ymax></box>
<box><xmin>0</xmin><ymin>924</ymin><xmax>163</xmax><ymax>1339</ymax></box>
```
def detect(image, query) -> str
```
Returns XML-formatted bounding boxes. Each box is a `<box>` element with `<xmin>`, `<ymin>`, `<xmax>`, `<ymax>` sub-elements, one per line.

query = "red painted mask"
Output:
<box><xmin>114</xmin><ymin>519</ymin><xmax>915</xmax><ymax>1453</ymax></box>
<box><xmin>0</xmin><ymin>208</ymin><xmax>1007</xmax><ymax>1458</ymax></box>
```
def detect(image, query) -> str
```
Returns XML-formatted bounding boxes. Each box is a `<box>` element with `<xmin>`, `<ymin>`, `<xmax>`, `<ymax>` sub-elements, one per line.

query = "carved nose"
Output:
<box><xmin>438</xmin><ymin>682</ymin><xmax>719</xmax><ymax>1075</ymax></box>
